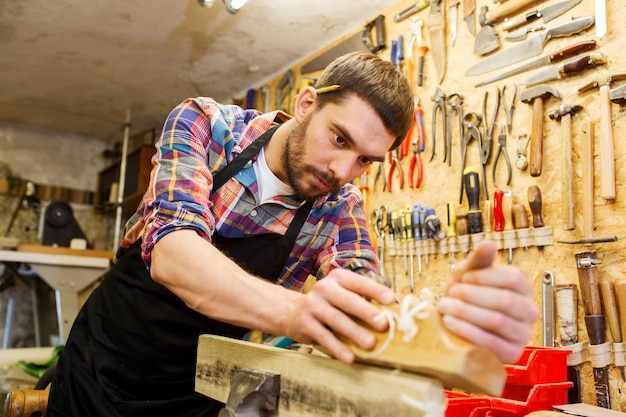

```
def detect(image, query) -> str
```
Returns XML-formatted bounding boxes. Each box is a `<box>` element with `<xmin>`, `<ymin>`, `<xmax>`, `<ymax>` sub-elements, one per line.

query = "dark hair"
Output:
<box><xmin>314</xmin><ymin>52</ymin><xmax>414</xmax><ymax>150</ymax></box>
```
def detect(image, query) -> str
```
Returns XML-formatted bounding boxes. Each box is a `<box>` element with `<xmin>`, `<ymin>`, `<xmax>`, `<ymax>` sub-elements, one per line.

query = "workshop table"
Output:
<box><xmin>0</xmin><ymin>245</ymin><xmax>112</xmax><ymax>344</ymax></box>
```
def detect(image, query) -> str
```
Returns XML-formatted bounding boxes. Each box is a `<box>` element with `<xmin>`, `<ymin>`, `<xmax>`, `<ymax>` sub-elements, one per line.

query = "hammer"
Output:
<box><xmin>520</xmin><ymin>84</ymin><xmax>561</xmax><ymax>177</ymax></box>
<box><xmin>549</xmin><ymin>104</ymin><xmax>583</xmax><ymax>231</ymax></box>
<box><xmin>578</xmin><ymin>73</ymin><xmax>626</xmax><ymax>200</ymax></box>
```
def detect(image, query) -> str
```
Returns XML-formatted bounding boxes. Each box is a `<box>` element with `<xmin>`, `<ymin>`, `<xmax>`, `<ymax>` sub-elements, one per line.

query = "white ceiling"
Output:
<box><xmin>0</xmin><ymin>0</ymin><xmax>399</xmax><ymax>143</ymax></box>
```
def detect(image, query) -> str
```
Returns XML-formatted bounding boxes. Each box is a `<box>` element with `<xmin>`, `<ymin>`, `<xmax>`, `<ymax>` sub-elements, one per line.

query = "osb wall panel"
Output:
<box><xmin>253</xmin><ymin>0</ymin><xmax>626</xmax><ymax>410</ymax></box>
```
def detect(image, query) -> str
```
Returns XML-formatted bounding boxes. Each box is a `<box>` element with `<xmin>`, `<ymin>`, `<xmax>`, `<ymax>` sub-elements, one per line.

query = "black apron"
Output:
<box><xmin>49</xmin><ymin>126</ymin><xmax>313</xmax><ymax>417</ymax></box>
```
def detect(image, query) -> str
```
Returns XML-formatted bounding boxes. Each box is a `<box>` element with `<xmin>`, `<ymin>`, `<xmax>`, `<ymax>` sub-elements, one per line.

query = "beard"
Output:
<box><xmin>282</xmin><ymin>113</ymin><xmax>341</xmax><ymax>201</ymax></box>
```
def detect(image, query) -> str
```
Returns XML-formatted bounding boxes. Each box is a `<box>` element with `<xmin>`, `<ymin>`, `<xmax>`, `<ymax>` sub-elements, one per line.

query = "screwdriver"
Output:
<box><xmin>503</xmin><ymin>190</ymin><xmax>514</xmax><ymax>264</ymax></box>
<box><xmin>412</xmin><ymin>204</ymin><xmax>423</xmax><ymax>280</ymax></box>
<box><xmin>528</xmin><ymin>185</ymin><xmax>545</xmax><ymax>251</ymax></box>
<box><xmin>513</xmin><ymin>203</ymin><xmax>530</xmax><ymax>251</ymax></box>
<box><xmin>404</xmin><ymin>207</ymin><xmax>416</xmax><ymax>292</ymax></box>
<box><xmin>447</xmin><ymin>202</ymin><xmax>457</xmax><ymax>270</ymax></box>
<box><xmin>463</xmin><ymin>166</ymin><xmax>483</xmax><ymax>234</ymax></box>
<box><xmin>389</xmin><ymin>210</ymin><xmax>398</xmax><ymax>284</ymax></box>
<box><xmin>418</xmin><ymin>204</ymin><xmax>430</xmax><ymax>266</ymax></box>
<box><xmin>493</xmin><ymin>190</ymin><xmax>504</xmax><ymax>258</ymax></box>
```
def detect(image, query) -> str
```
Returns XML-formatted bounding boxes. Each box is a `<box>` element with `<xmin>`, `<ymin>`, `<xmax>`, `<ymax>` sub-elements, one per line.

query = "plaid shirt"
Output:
<box><xmin>119</xmin><ymin>97</ymin><xmax>378</xmax><ymax>290</ymax></box>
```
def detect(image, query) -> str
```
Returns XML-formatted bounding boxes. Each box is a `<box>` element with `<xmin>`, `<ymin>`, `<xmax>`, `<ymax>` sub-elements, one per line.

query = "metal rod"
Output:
<box><xmin>113</xmin><ymin>109</ymin><xmax>131</xmax><ymax>251</ymax></box>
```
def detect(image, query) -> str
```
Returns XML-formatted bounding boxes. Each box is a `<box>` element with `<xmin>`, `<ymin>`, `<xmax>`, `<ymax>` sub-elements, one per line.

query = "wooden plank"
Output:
<box><xmin>196</xmin><ymin>335</ymin><xmax>446</xmax><ymax>417</ymax></box>
<box><xmin>334</xmin><ymin>300</ymin><xmax>506</xmax><ymax>396</ymax></box>
<box><xmin>17</xmin><ymin>244</ymin><xmax>115</xmax><ymax>260</ymax></box>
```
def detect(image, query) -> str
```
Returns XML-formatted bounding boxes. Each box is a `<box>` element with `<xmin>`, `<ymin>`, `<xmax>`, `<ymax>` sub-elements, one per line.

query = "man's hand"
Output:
<box><xmin>437</xmin><ymin>240</ymin><xmax>540</xmax><ymax>364</ymax></box>
<box><xmin>284</xmin><ymin>269</ymin><xmax>396</xmax><ymax>364</ymax></box>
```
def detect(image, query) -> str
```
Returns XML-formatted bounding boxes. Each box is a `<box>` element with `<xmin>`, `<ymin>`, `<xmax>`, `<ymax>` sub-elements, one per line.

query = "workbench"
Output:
<box><xmin>0</xmin><ymin>245</ymin><xmax>112</xmax><ymax>344</ymax></box>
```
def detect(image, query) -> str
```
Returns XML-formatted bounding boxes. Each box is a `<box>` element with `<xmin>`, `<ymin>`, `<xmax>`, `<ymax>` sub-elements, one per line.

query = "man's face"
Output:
<box><xmin>282</xmin><ymin>94</ymin><xmax>394</xmax><ymax>201</ymax></box>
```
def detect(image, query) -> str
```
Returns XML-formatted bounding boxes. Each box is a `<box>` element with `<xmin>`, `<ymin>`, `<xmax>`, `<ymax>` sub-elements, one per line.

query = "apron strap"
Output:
<box><xmin>212</xmin><ymin>125</ymin><xmax>279</xmax><ymax>190</ymax></box>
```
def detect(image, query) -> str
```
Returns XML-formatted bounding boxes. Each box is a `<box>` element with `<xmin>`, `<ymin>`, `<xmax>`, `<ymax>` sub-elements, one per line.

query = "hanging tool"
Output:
<box><xmin>446</xmin><ymin>202</ymin><xmax>457</xmax><ymax>270</ymax></box>
<box><xmin>502</xmin><ymin>190</ymin><xmax>514</xmax><ymax>264</ymax></box>
<box><xmin>430</xmin><ymin>87</ymin><xmax>447</xmax><ymax>162</ymax></box>
<box><xmin>372</xmin><ymin>161</ymin><xmax>386</xmax><ymax>193</ymax></box>
<box><xmin>463</xmin><ymin>167</ymin><xmax>483</xmax><ymax>235</ymax></box>
<box><xmin>464</xmin><ymin>0</ymin><xmax>476</xmax><ymax>36</ymax></box>
<box><xmin>397</xmin><ymin>209</ymin><xmax>409</xmax><ymax>276</ymax></box>
<box><xmin>599</xmin><ymin>279</ymin><xmax>626</xmax><ymax>380</ymax></box>
<box><xmin>408</xmin><ymin>104</ymin><xmax>424</xmax><ymax>189</ymax></box>
<box><xmin>493</xmin><ymin>189</ymin><xmax>505</xmax><ymax>250</ymax></box>
<box><xmin>512</xmin><ymin>203</ymin><xmax>530</xmax><ymax>251</ymax></box>
<box><xmin>474</xmin><ymin>40</ymin><xmax>597</xmax><ymax>88</ymax></box>
<box><xmin>575</xmin><ymin>251</ymin><xmax>611</xmax><ymax>409</ymax></box>
<box><xmin>481</xmin><ymin>88</ymin><xmax>500</xmax><ymax>165</ymax></box>
<box><xmin>521</xmin><ymin>52</ymin><xmax>606</xmax><ymax>87</ymax></box>
<box><xmin>542</xmin><ymin>271</ymin><xmax>555</xmax><ymax>346</ymax></box>
<box><xmin>528</xmin><ymin>185</ymin><xmax>545</xmax><ymax>252</ymax></box>
<box><xmin>502</xmin><ymin>0</ymin><xmax>583</xmax><ymax>32</ymax></box>
<box><xmin>515</xmin><ymin>134</ymin><xmax>529</xmax><ymax>171</ymax></box>
<box><xmin>370</xmin><ymin>206</ymin><xmax>390</xmax><ymax>289</ymax></box>
<box><xmin>404</xmin><ymin>208</ymin><xmax>416</xmax><ymax>293</ymax></box>
<box><xmin>474</xmin><ymin>0</ymin><xmax>549</xmax><ymax>56</ymax></box>
<box><xmin>425</xmin><ymin>208</ymin><xmax>445</xmax><ymax>243</ymax></box>
<box><xmin>391</xmin><ymin>34</ymin><xmax>405</xmax><ymax>73</ymax></box>
<box><xmin>446</xmin><ymin>93</ymin><xmax>464</xmax><ymax>167</ymax></box>
<box><xmin>427</xmin><ymin>0</ymin><xmax>446</xmax><ymax>83</ymax></box>
<box><xmin>520</xmin><ymin>84</ymin><xmax>561</xmax><ymax>177</ymax></box>
<box><xmin>386</xmin><ymin>149</ymin><xmax>404</xmax><ymax>192</ymax></box>
<box><xmin>418</xmin><ymin>204</ymin><xmax>430</xmax><ymax>266</ymax></box>
<box><xmin>394</xmin><ymin>0</ymin><xmax>430</xmax><ymax>22</ymax></box>
<box><xmin>449</xmin><ymin>2</ymin><xmax>460</xmax><ymax>46</ymax></box>
<box><xmin>548</xmin><ymin>104</ymin><xmax>582</xmax><ymax>231</ymax></box>
<box><xmin>492</xmin><ymin>126</ymin><xmax>512</xmax><ymax>189</ymax></box>
<box><xmin>556</xmin><ymin>283</ymin><xmax>582</xmax><ymax>403</ymax></box>
<box><xmin>557</xmin><ymin>120</ymin><xmax>618</xmax><ymax>245</ymax></box>
<box><xmin>578</xmin><ymin>73</ymin><xmax>626</xmax><ymax>200</ymax></box>
<box><xmin>467</xmin><ymin>16</ymin><xmax>596</xmax><ymax>76</ymax></box>
<box><xmin>501</xmin><ymin>84</ymin><xmax>517</xmax><ymax>134</ymax></box>
<box><xmin>408</xmin><ymin>17</ymin><xmax>428</xmax><ymax>87</ymax></box>
<box><xmin>459</xmin><ymin>112</ymin><xmax>488</xmax><ymax>204</ymax></box>
<box><xmin>388</xmin><ymin>210</ymin><xmax>397</xmax><ymax>286</ymax></box>
<box><xmin>412</xmin><ymin>204</ymin><xmax>424</xmax><ymax>282</ymax></box>
<box><xmin>504</xmin><ymin>26</ymin><xmax>544</xmax><ymax>42</ymax></box>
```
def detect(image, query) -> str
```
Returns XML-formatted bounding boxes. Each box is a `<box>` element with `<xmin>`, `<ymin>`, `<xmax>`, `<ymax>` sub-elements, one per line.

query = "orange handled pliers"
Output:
<box><xmin>387</xmin><ymin>148</ymin><xmax>404</xmax><ymax>192</ymax></box>
<box><xmin>408</xmin><ymin>102</ymin><xmax>425</xmax><ymax>188</ymax></box>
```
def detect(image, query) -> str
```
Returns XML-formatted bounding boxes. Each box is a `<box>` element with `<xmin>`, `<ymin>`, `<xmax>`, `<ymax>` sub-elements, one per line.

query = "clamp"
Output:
<box><xmin>515</xmin><ymin>133</ymin><xmax>530</xmax><ymax>171</ymax></box>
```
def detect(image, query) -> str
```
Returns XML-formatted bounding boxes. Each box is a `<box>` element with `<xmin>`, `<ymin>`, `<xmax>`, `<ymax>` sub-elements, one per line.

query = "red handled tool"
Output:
<box><xmin>387</xmin><ymin>148</ymin><xmax>405</xmax><ymax>192</ymax></box>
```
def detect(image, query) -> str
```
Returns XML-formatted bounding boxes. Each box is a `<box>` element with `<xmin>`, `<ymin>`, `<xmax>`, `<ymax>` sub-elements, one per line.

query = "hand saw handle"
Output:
<box><xmin>483</xmin><ymin>0</ymin><xmax>547</xmax><ymax>25</ymax></box>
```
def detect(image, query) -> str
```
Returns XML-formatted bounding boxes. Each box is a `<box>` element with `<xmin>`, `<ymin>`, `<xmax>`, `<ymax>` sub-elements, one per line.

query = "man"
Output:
<box><xmin>48</xmin><ymin>52</ymin><xmax>539</xmax><ymax>416</ymax></box>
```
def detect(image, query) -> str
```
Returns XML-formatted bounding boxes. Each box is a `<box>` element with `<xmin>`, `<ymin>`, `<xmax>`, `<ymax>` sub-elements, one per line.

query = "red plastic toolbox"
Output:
<box><xmin>490</xmin><ymin>382</ymin><xmax>573</xmax><ymax>417</ymax></box>
<box><xmin>445</xmin><ymin>391</ymin><xmax>491</xmax><ymax>417</ymax></box>
<box><xmin>504</xmin><ymin>346</ymin><xmax>571</xmax><ymax>386</ymax></box>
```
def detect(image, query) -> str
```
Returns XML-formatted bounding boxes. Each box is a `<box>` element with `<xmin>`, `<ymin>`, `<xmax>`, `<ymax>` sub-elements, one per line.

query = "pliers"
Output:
<box><xmin>408</xmin><ymin>99</ymin><xmax>425</xmax><ymax>188</ymax></box>
<box><xmin>502</xmin><ymin>84</ymin><xmax>518</xmax><ymax>134</ymax></box>
<box><xmin>492</xmin><ymin>125</ymin><xmax>512</xmax><ymax>189</ymax></box>
<box><xmin>481</xmin><ymin>88</ymin><xmax>500</xmax><ymax>165</ymax></box>
<box><xmin>387</xmin><ymin>148</ymin><xmax>405</xmax><ymax>192</ymax></box>
<box><xmin>446</xmin><ymin>93</ymin><xmax>464</xmax><ymax>166</ymax></box>
<box><xmin>430</xmin><ymin>87</ymin><xmax>447</xmax><ymax>162</ymax></box>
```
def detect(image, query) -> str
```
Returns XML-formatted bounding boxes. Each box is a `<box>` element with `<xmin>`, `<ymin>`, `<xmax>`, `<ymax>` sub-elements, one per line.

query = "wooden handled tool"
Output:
<box><xmin>575</xmin><ymin>251</ymin><xmax>611</xmax><ymax>408</ymax></box>
<box><xmin>578</xmin><ymin>73</ymin><xmax>626</xmax><ymax>200</ymax></box>
<box><xmin>600</xmin><ymin>279</ymin><xmax>626</xmax><ymax>379</ymax></box>
<box><xmin>521</xmin><ymin>84</ymin><xmax>561</xmax><ymax>177</ymax></box>
<box><xmin>548</xmin><ymin>104</ymin><xmax>583</xmax><ymax>231</ymax></box>
<box><xmin>556</xmin><ymin>284</ymin><xmax>582</xmax><ymax>403</ymax></box>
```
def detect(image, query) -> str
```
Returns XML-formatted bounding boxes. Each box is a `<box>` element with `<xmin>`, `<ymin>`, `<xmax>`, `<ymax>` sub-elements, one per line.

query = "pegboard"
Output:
<box><xmin>249</xmin><ymin>0</ymin><xmax>626</xmax><ymax>410</ymax></box>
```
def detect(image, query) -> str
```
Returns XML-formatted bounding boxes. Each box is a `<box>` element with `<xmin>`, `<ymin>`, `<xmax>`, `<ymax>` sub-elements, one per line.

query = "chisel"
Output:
<box><xmin>575</xmin><ymin>251</ymin><xmax>611</xmax><ymax>409</ymax></box>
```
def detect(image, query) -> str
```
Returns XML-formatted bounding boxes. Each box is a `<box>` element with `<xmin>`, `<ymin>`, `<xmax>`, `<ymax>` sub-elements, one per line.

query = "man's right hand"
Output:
<box><xmin>283</xmin><ymin>268</ymin><xmax>396</xmax><ymax>363</ymax></box>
